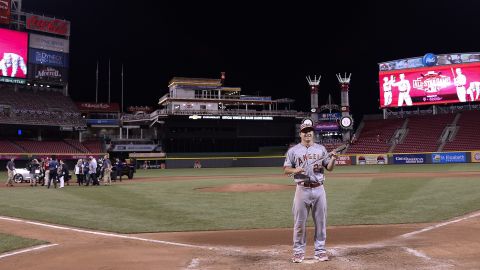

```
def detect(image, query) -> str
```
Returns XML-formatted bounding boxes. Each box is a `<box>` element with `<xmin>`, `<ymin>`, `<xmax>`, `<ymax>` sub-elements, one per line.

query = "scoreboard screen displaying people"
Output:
<box><xmin>0</xmin><ymin>28</ymin><xmax>28</xmax><ymax>78</ymax></box>
<box><xmin>379</xmin><ymin>62</ymin><xmax>480</xmax><ymax>108</ymax></box>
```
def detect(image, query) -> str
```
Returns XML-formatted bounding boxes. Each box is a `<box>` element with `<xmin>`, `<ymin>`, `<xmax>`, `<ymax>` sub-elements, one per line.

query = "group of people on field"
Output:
<box><xmin>5</xmin><ymin>154</ymin><xmax>122</xmax><ymax>188</ymax></box>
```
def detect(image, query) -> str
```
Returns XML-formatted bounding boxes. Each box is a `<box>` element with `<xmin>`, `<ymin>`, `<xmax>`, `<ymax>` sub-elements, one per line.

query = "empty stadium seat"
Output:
<box><xmin>443</xmin><ymin>111</ymin><xmax>480</xmax><ymax>151</ymax></box>
<box><xmin>394</xmin><ymin>114</ymin><xmax>455</xmax><ymax>153</ymax></box>
<box><xmin>346</xmin><ymin>118</ymin><xmax>404</xmax><ymax>154</ymax></box>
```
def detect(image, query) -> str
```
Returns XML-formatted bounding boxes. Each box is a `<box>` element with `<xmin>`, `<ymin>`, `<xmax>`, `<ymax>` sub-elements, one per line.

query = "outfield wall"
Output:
<box><xmin>1</xmin><ymin>151</ymin><xmax>479</xmax><ymax>170</ymax></box>
<box><xmin>135</xmin><ymin>150</ymin><xmax>480</xmax><ymax>169</ymax></box>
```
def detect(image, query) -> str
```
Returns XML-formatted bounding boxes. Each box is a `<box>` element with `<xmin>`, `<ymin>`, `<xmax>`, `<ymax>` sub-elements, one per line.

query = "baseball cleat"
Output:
<box><xmin>314</xmin><ymin>253</ymin><xmax>329</xmax><ymax>262</ymax></box>
<box><xmin>292</xmin><ymin>253</ymin><xmax>304</xmax><ymax>263</ymax></box>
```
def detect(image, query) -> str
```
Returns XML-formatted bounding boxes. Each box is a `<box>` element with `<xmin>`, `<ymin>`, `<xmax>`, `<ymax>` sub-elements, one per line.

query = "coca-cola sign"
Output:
<box><xmin>26</xmin><ymin>14</ymin><xmax>71</xmax><ymax>36</ymax></box>
<box><xmin>0</xmin><ymin>0</ymin><xmax>10</xmax><ymax>25</ymax></box>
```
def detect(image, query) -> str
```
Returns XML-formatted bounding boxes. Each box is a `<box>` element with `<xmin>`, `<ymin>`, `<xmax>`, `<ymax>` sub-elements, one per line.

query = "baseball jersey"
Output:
<box><xmin>455</xmin><ymin>74</ymin><xmax>466</xmax><ymax>87</ymax></box>
<box><xmin>395</xmin><ymin>80</ymin><xmax>410</xmax><ymax>92</ymax></box>
<box><xmin>284</xmin><ymin>143</ymin><xmax>331</xmax><ymax>183</ymax></box>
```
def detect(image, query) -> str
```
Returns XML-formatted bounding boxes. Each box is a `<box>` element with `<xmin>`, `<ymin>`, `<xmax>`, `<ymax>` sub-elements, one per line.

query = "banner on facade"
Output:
<box><xmin>29</xmin><ymin>33</ymin><xmax>69</xmax><ymax>53</ymax></box>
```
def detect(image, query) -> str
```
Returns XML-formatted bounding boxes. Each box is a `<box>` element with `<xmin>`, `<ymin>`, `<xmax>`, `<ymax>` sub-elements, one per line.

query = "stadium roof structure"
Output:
<box><xmin>168</xmin><ymin>77</ymin><xmax>222</xmax><ymax>87</ymax></box>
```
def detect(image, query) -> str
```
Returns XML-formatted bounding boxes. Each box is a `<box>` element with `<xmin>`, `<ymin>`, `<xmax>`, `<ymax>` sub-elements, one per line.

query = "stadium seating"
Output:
<box><xmin>0</xmin><ymin>87</ymin><xmax>85</xmax><ymax>127</ymax></box>
<box><xmin>65</xmin><ymin>139</ymin><xmax>92</xmax><ymax>153</ymax></box>
<box><xmin>346</xmin><ymin>118</ymin><xmax>404</xmax><ymax>154</ymax></box>
<box><xmin>83</xmin><ymin>140</ymin><xmax>104</xmax><ymax>153</ymax></box>
<box><xmin>443</xmin><ymin>111</ymin><xmax>480</xmax><ymax>151</ymax></box>
<box><xmin>0</xmin><ymin>139</ymin><xmax>103</xmax><ymax>154</ymax></box>
<box><xmin>394</xmin><ymin>114</ymin><xmax>455</xmax><ymax>153</ymax></box>
<box><xmin>0</xmin><ymin>140</ymin><xmax>25</xmax><ymax>153</ymax></box>
<box><xmin>14</xmin><ymin>140</ymin><xmax>80</xmax><ymax>153</ymax></box>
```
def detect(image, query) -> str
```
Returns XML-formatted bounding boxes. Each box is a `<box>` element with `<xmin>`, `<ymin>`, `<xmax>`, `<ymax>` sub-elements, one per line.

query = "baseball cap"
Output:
<box><xmin>300</xmin><ymin>119</ymin><xmax>314</xmax><ymax>133</ymax></box>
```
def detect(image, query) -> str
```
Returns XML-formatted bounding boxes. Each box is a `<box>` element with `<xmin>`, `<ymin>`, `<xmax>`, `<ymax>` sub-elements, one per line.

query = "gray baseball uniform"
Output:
<box><xmin>284</xmin><ymin>143</ymin><xmax>331</xmax><ymax>257</ymax></box>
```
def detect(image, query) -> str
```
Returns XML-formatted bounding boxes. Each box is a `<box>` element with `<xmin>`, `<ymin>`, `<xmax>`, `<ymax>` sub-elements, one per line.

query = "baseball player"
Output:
<box><xmin>382</xmin><ymin>76</ymin><xmax>394</xmax><ymax>106</ymax></box>
<box><xmin>453</xmin><ymin>68</ymin><xmax>467</xmax><ymax>102</ymax></box>
<box><xmin>284</xmin><ymin>119</ymin><xmax>337</xmax><ymax>263</ymax></box>
<box><xmin>0</xmin><ymin>53</ymin><xmax>27</xmax><ymax>77</ymax></box>
<box><xmin>393</xmin><ymin>73</ymin><xmax>412</xmax><ymax>107</ymax></box>
<box><xmin>466</xmin><ymin>81</ymin><xmax>480</xmax><ymax>102</ymax></box>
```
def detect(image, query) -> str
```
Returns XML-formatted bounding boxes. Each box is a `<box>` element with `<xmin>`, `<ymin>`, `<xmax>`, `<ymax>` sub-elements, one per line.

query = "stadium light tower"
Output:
<box><xmin>306</xmin><ymin>75</ymin><xmax>321</xmax><ymax>124</ymax></box>
<box><xmin>336</xmin><ymin>73</ymin><xmax>353</xmax><ymax>143</ymax></box>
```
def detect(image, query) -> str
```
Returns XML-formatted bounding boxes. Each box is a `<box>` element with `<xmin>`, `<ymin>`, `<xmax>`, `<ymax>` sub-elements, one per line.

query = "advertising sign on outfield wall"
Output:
<box><xmin>431</xmin><ymin>152</ymin><xmax>467</xmax><ymax>164</ymax></box>
<box><xmin>335</xmin><ymin>155</ymin><xmax>352</xmax><ymax>166</ymax></box>
<box><xmin>0</xmin><ymin>154</ymin><xmax>103</xmax><ymax>160</ymax></box>
<box><xmin>393</xmin><ymin>154</ymin><xmax>426</xmax><ymax>164</ymax></box>
<box><xmin>471</xmin><ymin>151</ymin><xmax>480</xmax><ymax>163</ymax></box>
<box><xmin>357</xmin><ymin>154</ymin><xmax>388</xmax><ymax>165</ymax></box>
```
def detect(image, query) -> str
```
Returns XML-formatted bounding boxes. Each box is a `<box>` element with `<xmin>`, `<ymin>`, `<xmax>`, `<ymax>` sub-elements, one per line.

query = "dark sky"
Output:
<box><xmin>22</xmin><ymin>0</ymin><xmax>480</xmax><ymax>119</ymax></box>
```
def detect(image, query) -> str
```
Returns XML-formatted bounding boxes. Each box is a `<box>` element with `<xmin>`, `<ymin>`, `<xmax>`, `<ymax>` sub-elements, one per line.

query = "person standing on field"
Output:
<box><xmin>284</xmin><ymin>119</ymin><xmax>338</xmax><ymax>263</ymax></box>
<box><xmin>5</xmin><ymin>158</ymin><xmax>15</xmax><ymax>187</ymax></box>
<box><xmin>103</xmin><ymin>155</ymin><xmax>112</xmax><ymax>185</ymax></box>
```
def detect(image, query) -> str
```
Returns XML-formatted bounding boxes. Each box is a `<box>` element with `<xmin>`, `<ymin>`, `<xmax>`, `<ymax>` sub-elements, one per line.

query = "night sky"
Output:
<box><xmin>21</xmin><ymin>0</ymin><xmax>480</xmax><ymax>119</ymax></box>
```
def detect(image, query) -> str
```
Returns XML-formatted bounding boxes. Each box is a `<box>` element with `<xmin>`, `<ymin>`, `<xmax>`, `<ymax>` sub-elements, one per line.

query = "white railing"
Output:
<box><xmin>121</xmin><ymin>109</ymin><xmax>308</xmax><ymax>121</ymax></box>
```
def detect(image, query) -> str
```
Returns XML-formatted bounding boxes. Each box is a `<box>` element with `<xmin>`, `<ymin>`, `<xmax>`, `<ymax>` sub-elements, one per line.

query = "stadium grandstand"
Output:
<box><xmin>346</xmin><ymin>105</ymin><xmax>480</xmax><ymax>154</ymax></box>
<box><xmin>0</xmin><ymin>3</ymin><xmax>106</xmax><ymax>168</ymax></box>
<box><xmin>0</xmin><ymin>84</ymin><xmax>103</xmax><ymax>158</ymax></box>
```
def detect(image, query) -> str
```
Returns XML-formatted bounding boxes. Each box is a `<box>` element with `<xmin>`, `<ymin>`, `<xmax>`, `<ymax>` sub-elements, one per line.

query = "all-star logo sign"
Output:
<box><xmin>35</xmin><ymin>67</ymin><xmax>61</xmax><ymax>80</ymax></box>
<box><xmin>413</xmin><ymin>71</ymin><xmax>451</xmax><ymax>94</ymax></box>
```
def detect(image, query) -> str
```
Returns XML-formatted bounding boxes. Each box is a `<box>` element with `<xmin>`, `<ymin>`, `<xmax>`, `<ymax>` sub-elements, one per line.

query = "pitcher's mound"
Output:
<box><xmin>196</xmin><ymin>183</ymin><xmax>294</xmax><ymax>192</ymax></box>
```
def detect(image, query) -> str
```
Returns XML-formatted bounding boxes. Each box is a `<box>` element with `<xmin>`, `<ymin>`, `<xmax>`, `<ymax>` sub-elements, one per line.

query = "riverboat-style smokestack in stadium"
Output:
<box><xmin>306</xmin><ymin>75</ymin><xmax>320</xmax><ymax>123</ymax></box>
<box><xmin>337</xmin><ymin>72</ymin><xmax>352</xmax><ymax>142</ymax></box>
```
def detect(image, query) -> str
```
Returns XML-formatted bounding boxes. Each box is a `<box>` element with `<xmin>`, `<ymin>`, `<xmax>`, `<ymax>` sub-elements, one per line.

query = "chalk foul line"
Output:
<box><xmin>0</xmin><ymin>244</ymin><xmax>58</xmax><ymax>259</ymax></box>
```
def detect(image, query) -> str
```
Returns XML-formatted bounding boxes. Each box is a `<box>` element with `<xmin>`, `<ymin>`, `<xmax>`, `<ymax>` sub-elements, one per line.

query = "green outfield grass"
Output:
<box><xmin>0</xmin><ymin>233</ymin><xmax>47</xmax><ymax>254</ymax></box>
<box><xmin>0</xmin><ymin>163</ymin><xmax>479</xmax><ymax>233</ymax></box>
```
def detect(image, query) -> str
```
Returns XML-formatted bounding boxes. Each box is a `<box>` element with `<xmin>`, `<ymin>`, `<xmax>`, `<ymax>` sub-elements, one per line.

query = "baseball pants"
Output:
<box><xmin>398</xmin><ymin>91</ymin><xmax>412</xmax><ymax>106</ymax></box>
<box><xmin>292</xmin><ymin>185</ymin><xmax>327</xmax><ymax>256</ymax></box>
<box><xmin>457</xmin><ymin>86</ymin><xmax>466</xmax><ymax>102</ymax></box>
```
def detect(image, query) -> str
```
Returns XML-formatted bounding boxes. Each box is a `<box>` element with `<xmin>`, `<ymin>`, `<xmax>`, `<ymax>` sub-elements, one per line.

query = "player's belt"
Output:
<box><xmin>298</xmin><ymin>181</ymin><xmax>322</xmax><ymax>188</ymax></box>
<box><xmin>384</xmin><ymin>90</ymin><xmax>391</xmax><ymax>92</ymax></box>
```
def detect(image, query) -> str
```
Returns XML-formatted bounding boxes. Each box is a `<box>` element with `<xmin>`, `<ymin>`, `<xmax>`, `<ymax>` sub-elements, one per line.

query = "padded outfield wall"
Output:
<box><xmin>137</xmin><ymin>150</ymin><xmax>480</xmax><ymax>168</ymax></box>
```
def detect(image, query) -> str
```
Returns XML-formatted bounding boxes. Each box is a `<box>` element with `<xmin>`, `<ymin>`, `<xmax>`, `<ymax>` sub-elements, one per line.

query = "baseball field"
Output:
<box><xmin>0</xmin><ymin>163</ymin><xmax>479</xmax><ymax>269</ymax></box>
